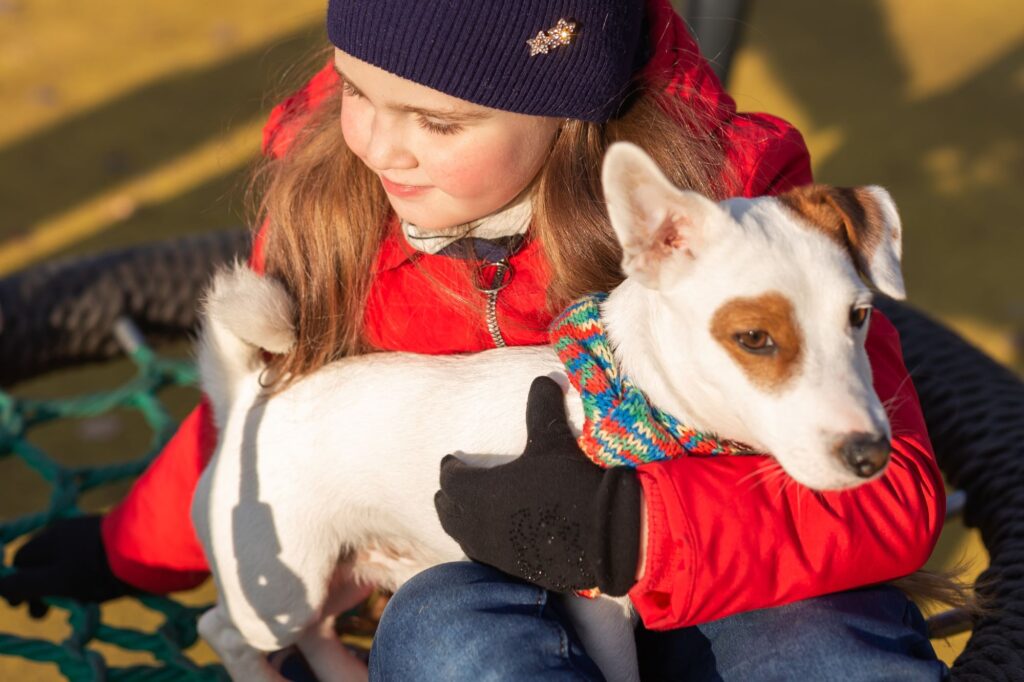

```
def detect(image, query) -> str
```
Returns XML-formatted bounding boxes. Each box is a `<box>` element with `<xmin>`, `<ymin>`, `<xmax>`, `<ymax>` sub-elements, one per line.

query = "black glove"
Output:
<box><xmin>0</xmin><ymin>514</ymin><xmax>135</xmax><ymax>617</ymax></box>
<box><xmin>435</xmin><ymin>376</ymin><xmax>642</xmax><ymax>596</ymax></box>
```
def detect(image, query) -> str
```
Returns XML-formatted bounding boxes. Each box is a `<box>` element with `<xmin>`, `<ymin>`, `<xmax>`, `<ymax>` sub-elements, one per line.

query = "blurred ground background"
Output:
<box><xmin>0</xmin><ymin>0</ymin><xmax>1021</xmax><ymax>677</ymax></box>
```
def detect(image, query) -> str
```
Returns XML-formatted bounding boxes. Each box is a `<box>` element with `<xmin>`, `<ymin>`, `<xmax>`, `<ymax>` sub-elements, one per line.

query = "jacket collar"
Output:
<box><xmin>400</xmin><ymin>190</ymin><xmax>532</xmax><ymax>255</ymax></box>
<box><xmin>374</xmin><ymin>187</ymin><xmax>533</xmax><ymax>272</ymax></box>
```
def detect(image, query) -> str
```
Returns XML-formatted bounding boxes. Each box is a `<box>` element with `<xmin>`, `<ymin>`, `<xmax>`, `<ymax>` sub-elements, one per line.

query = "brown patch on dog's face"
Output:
<box><xmin>710</xmin><ymin>292</ymin><xmax>804</xmax><ymax>391</ymax></box>
<box><xmin>776</xmin><ymin>185</ymin><xmax>887</xmax><ymax>279</ymax></box>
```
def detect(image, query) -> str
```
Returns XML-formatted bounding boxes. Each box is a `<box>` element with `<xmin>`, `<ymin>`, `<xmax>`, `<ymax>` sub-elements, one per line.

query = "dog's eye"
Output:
<box><xmin>734</xmin><ymin>330</ymin><xmax>775</xmax><ymax>354</ymax></box>
<box><xmin>849</xmin><ymin>306</ymin><xmax>871</xmax><ymax>329</ymax></box>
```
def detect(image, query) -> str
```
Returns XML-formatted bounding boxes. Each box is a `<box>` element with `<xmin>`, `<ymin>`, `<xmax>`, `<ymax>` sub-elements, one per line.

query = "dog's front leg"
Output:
<box><xmin>562</xmin><ymin>594</ymin><xmax>639</xmax><ymax>682</ymax></box>
<box><xmin>295</xmin><ymin>563</ymin><xmax>373</xmax><ymax>682</ymax></box>
<box><xmin>198</xmin><ymin>605</ymin><xmax>289</xmax><ymax>682</ymax></box>
<box><xmin>295</xmin><ymin>614</ymin><xmax>369</xmax><ymax>682</ymax></box>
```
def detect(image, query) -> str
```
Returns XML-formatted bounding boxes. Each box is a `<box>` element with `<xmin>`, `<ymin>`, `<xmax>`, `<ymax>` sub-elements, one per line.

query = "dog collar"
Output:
<box><xmin>550</xmin><ymin>293</ymin><xmax>752</xmax><ymax>468</ymax></box>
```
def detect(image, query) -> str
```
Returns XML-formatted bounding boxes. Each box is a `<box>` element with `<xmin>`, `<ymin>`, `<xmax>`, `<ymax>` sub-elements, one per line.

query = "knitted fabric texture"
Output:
<box><xmin>550</xmin><ymin>293</ymin><xmax>752</xmax><ymax>468</ymax></box>
<box><xmin>326</xmin><ymin>0</ymin><xmax>649</xmax><ymax>122</ymax></box>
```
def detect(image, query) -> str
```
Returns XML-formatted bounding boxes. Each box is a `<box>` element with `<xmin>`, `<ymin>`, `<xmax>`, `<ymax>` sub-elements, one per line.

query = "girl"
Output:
<box><xmin>1</xmin><ymin>0</ymin><xmax>947</xmax><ymax>678</ymax></box>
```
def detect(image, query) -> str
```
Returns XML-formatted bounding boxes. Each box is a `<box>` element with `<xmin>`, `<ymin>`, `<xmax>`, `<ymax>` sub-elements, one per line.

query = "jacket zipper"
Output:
<box><xmin>478</xmin><ymin>258</ymin><xmax>514</xmax><ymax>348</ymax></box>
<box><xmin>485</xmin><ymin>289</ymin><xmax>504</xmax><ymax>347</ymax></box>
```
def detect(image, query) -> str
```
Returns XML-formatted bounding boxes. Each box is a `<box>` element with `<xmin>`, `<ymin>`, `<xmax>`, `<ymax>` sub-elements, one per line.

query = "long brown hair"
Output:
<box><xmin>251</xmin><ymin>60</ymin><xmax>732</xmax><ymax>386</ymax></box>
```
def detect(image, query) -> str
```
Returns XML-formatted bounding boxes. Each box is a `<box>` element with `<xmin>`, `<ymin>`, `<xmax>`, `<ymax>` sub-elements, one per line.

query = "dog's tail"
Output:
<box><xmin>197</xmin><ymin>261</ymin><xmax>297</xmax><ymax>427</ymax></box>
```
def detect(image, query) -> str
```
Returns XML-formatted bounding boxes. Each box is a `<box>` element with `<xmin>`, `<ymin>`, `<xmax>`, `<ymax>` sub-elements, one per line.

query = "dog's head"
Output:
<box><xmin>601</xmin><ymin>143</ymin><xmax>905</xmax><ymax>490</ymax></box>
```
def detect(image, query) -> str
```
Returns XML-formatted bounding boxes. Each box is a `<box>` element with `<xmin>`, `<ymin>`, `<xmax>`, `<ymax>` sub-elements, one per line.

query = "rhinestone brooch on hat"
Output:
<box><xmin>527</xmin><ymin>18</ymin><xmax>577</xmax><ymax>56</ymax></box>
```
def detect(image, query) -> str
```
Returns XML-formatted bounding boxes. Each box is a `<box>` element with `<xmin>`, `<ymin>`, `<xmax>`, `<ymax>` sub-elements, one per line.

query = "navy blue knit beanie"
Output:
<box><xmin>326</xmin><ymin>0</ymin><xmax>650</xmax><ymax>122</ymax></box>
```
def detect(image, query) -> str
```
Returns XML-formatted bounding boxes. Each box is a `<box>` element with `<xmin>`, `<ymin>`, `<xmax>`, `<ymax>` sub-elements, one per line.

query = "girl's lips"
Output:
<box><xmin>380</xmin><ymin>176</ymin><xmax>431</xmax><ymax>198</ymax></box>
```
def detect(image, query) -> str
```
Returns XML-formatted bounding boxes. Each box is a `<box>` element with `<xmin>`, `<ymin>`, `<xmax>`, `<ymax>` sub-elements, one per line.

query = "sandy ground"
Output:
<box><xmin>0</xmin><ymin>0</ymin><xmax>1020</xmax><ymax>677</ymax></box>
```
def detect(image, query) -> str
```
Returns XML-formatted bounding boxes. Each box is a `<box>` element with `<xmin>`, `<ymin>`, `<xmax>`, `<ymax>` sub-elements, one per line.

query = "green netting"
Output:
<box><xmin>0</xmin><ymin>318</ymin><xmax>228</xmax><ymax>681</ymax></box>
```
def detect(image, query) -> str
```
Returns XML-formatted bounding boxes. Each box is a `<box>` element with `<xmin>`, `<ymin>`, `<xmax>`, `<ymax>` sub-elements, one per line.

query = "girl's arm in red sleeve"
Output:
<box><xmin>101</xmin><ymin>399</ymin><xmax>218</xmax><ymax>592</ymax></box>
<box><xmin>628</xmin><ymin>310</ymin><xmax>945</xmax><ymax>629</ymax></box>
<box><xmin>100</xmin><ymin>222</ymin><xmax>271</xmax><ymax>593</ymax></box>
<box><xmin>97</xmin><ymin>41</ymin><xmax>314</xmax><ymax>592</ymax></box>
<box><xmin>641</xmin><ymin>0</ymin><xmax>813</xmax><ymax>198</ymax></box>
<box><xmin>725</xmin><ymin>111</ymin><xmax>813</xmax><ymax>197</ymax></box>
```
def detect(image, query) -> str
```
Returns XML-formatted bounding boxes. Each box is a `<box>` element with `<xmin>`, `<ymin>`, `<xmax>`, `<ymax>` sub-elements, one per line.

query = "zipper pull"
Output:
<box><xmin>475</xmin><ymin>259</ymin><xmax>515</xmax><ymax>348</ymax></box>
<box><xmin>475</xmin><ymin>259</ymin><xmax>515</xmax><ymax>293</ymax></box>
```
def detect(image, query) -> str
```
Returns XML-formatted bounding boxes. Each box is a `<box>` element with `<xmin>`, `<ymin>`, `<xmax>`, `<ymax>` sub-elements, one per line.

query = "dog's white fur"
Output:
<box><xmin>192</xmin><ymin>143</ymin><xmax>905</xmax><ymax>681</ymax></box>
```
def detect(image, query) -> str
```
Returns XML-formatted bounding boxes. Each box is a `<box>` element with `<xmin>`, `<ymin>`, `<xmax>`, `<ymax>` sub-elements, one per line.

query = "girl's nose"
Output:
<box><xmin>365</xmin><ymin>116</ymin><xmax>416</xmax><ymax>171</ymax></box>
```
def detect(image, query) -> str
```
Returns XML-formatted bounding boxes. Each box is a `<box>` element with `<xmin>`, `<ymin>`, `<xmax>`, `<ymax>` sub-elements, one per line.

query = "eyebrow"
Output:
<box><xmin>333</xmin><ymin>63</ymin><xmax>491</xmax><ymax>123</ymax></box>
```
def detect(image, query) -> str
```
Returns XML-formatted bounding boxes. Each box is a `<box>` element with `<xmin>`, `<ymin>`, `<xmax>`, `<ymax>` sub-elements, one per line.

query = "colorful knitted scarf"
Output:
<box><xmin>550</xmin><ymin>293</ymin><xmax>753</xmax><ymax>468</ymax></box>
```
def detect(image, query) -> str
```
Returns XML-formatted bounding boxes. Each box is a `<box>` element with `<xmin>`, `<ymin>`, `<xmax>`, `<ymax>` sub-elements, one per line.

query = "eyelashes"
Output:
<box><xmin>341</xmin><ymin>80</ymin><xmax>464</xmax><ymax>136</ymax></box>
<box><xmin>340</xmin><ymin>80</ymin><xmax>361</xmax><ymax>99</ymax></box>
<box><xmin>417</xmin><ymin>118</ymin><xmax>462</xmax><ymax>136</ymax></box>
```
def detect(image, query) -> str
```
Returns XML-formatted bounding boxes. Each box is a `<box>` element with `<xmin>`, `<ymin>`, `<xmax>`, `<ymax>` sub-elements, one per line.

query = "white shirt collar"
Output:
<box><xmin>400</xmin><ymin>192</ymin><xmax>533</xmax><ymax>255</ymax></box>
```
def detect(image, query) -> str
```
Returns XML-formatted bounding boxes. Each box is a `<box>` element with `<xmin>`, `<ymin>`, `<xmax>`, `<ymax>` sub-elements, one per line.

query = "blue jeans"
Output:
<box><xmin>368</xmin><ymin>562</ymin><xmax>949</xmax><ymax>681</ymax></box>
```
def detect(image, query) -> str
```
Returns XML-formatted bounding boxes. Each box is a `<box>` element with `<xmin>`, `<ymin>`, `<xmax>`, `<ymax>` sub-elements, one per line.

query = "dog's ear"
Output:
<box><xmin>777</xmin><ymin>184</ymin><xmax>905</xmax><ymax>299</ymax></box>
<box><xmin>602</xmin><ymin>142</ymin><xmax>723</xmax><ymax>290</ymax></box>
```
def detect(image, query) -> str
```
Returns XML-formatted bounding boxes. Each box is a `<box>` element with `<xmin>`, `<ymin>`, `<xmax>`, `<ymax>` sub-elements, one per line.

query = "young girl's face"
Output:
<box><xmin>335</xmin><ymin>49</ymin><xmax>561</xmax><ymax>230</ymax></box>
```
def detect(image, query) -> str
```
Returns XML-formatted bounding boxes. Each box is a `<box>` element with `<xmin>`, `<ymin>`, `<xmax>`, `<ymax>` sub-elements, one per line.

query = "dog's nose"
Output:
<box><xmin>838</xmin><ymin>432</ymin><xmax>890</xmax><ymax>478</ymax></box>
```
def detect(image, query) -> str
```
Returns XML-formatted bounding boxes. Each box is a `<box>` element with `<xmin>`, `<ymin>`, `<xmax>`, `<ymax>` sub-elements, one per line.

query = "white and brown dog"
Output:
<box><xmin>192</xmin><ymin>142</ymin><xmax>906</xmax><ymax>681</ymax></box>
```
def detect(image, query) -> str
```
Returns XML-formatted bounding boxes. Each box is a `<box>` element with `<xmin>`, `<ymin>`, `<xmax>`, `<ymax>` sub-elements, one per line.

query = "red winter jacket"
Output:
<box><xmin>101</xmin><ymin>0</ymin><xmax>944</xmax><ymax>628</ymax></box>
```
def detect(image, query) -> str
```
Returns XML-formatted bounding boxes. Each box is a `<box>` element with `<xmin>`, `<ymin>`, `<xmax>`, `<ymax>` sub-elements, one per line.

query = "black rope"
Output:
<box><xmin>878</xmin><ymin>297</ymin><xmax>1024</xmax><ymax>682</ymax></box>
<box><xmin>0</xmin><ymin>230</ymin><xmax>251</xmax><ymax>387</ymax></box>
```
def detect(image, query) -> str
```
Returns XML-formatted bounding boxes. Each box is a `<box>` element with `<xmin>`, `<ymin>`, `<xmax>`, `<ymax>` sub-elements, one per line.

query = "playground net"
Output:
<box><xmin>0</xmin><ymin>318</ymin><xmax>227</xmax><ymax>681</ymax></box>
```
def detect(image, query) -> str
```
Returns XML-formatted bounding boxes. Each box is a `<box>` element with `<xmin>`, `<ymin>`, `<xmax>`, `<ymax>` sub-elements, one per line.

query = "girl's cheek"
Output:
<box><xmin>433</xmin><ymin>160</ymin><xmax>490</xmax><ymax>198</ymax></box>
<box><xmin>429</xmin><ymin>136</ymin><xmax>524</xmax><ymax>198</ymax></box>
<box><xmin>340</xmin><ymin>102</ymin><xmax>370</xmax><ymax>159</ymax></box>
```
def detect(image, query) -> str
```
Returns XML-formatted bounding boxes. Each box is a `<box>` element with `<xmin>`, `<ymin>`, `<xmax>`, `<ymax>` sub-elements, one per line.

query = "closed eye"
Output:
<box><xmin>417</xmin><ymin>117</ymin><xmax>463</xmax><ymax>136</ymax></box>
<box><xmin>340</xmin><ymin>79</ymin><xmax>362</xmax><ymax>99</ymax></box>
<box><xmin>342</xmin><ymin>79</ymin><xmax>462</xmax><ymax>135</ymax></box>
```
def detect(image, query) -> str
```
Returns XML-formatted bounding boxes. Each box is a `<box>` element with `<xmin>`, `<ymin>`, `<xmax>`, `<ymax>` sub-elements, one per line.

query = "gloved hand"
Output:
<box><xmin>0</xmin><ymin>515</ymin><xmax>135</xmax><ymax>617</ymax></box>
<box><xmin>435</xmin><ymin>376</ymin><xmax>642</xmax><ymax>596</ymax></box>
